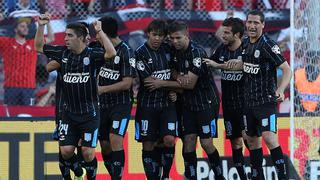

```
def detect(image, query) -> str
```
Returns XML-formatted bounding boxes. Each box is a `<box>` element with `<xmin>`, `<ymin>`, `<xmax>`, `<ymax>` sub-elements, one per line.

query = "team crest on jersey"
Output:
<box><xmin>254</xmin><ymin>50</ymin><xmax>260</xmax><ymax>58</ymax></box>
<box><xmin>148</xmin><ymin>58</ymin><xmax>153</xmax><ymax>64</ymax></box>
<box><xmin>219</xmin><ymin>56</ymin><xmax>225</xmax><ymax>62</ymax></box>
<box><xmin>202</xmin><ymin>125</ymin><xmax>210</xmax><ymax>134</ymax></box>
<box><xmin>26</xmin><ymin>45</ymin><xmax>31</xmax><ymax>51</ymax></box>
<box><xmin>165</xmin><ymin>53</ymin><xmax>170</xmax><ymax>61</ymax></box>
<box><xmin>129</xmin><ymin>57</ymin><xmax>136</xmax><ymax>68</ymax></box>
<box><xmin>114</xmin><ymin>56</ymin><xmax>120</xmax><ymax>64</ymax></box>
<box><xmin>262</xmin><ymin>118</ymin><xmax>268</xmax><ymax>127</ymax></box>
<box><xmin>83</xmin><ymin>57</ymin><xmax>90</xmax><ymax>65</ymax></box>
<box><xmin>84</xmin><ymin>133</ymin><xmax>92</xmax><ymax>142</ymax></box>
<box><xmin>62</xmin><ymin>58</ymin><xmax>68</xmax><ymax>63</ymax></box>
<box><xmin>137</xmin><ymin>61</ymin><xmax>145</xmax><ymax>71</ymax></box>
<box><xmin>193</xmin><ymin>57</ymin><xmax>201</xmax><ymax>68</ymax></box>
<box><xmin>271</xmin><ymin>45</ymin><xmax>281</xmax><ymax>54</ymax></box>
<box><xmin>185</xmin><ymin>60</ymin><xmax>189</xmax><ymax>68</ymax></box>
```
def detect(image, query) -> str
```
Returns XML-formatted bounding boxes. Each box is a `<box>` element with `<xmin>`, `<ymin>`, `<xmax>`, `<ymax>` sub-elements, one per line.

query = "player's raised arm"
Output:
<box><xmin>35</xmin><ymin>13</ymin><xmax>51</xmax><ymax>53</ymax></box>
<box><xmin>93</xmin><ymin>20</ymin><xmax>116</xmax><ymax>59</ymax></box>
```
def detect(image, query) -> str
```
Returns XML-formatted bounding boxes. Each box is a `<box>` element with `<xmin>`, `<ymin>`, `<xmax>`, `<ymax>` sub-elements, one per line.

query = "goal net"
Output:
<box><xmin>291</xmin><ymin>0</ymin><xmax>320</xmax><ymax>179</ymax></box>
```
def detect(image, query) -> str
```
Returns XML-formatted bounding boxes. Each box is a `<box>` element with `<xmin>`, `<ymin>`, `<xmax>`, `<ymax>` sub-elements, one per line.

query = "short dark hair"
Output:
<box><xmin>168</xmin><ymin>21</ymin><xmax>188</xmax><ymax>34</ymax></box>
<box><xmin>247</xmin><ymin>10</ymin><xmax>265</xmax><ymax>23</ymax></box>
<box><xmin>146</xmin><ymin>19</ymin><xmax>167</xmax><ymax>36</ymax></box>
<box><xmin>66</xmin><ymin>23</ymin><xmax>88</xmax><ymax>39</ymax></box>
<box><xmin>99</xmin><ymin>16</ymin><xmax>118</xmax><ymax>38</ymax></box>
<box><xmin>222</xmin><ymin>17</ymin><xmax>245</xmax><ymax>38</ymax></box>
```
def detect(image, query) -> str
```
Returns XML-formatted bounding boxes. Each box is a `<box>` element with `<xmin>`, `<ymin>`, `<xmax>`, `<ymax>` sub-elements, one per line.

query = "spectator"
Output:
<box><xmin>294</xmin><ymin>50</ymin><xmax>320</xmax><ymax>115</ymax></box>
<box><xmin>0</xmin><ymin>17</ymin><xmax>54</xmax><ymax>105</ymax></box>
<box><xmin>8</xmin><ymin>0</ymin><xmax>40</xmax><ymax>18</ymax></box>
<box><xmin>68</xmin><ymin>0</ymin><xmax>96</xmax><ymax>17</ymax></box>
<box><xmin>261</xmin><ymin>0</ymin><xmax>290</xmax><ymax>10</ymax></box>
<box><xmin>37</xmin><ymin>0</ymin><xmax>66</xmax><ymax>18</ymax></box>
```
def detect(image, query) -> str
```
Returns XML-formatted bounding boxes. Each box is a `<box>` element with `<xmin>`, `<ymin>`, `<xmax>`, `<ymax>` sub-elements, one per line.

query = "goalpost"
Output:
<box><xmin>290</xmin><ymin>0</ymin><xmax>320</xmax><ymax>179</ymax></box>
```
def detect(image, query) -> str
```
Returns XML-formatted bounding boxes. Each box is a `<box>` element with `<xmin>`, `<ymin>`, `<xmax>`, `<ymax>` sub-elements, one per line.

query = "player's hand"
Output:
<box><xmin>97</xmin><ymin>86</ymin><xmax>105</xmax><ymax>95</ymax></box>
<box><xmin>275</xmin><ymin>89</ymin><xmax>285</xmax><ymax>102</ymax></box>
<box><xmin>225</xmin><ymin>59</ymin><xmax>241</xmax><ymax>69</ymax></box>
<box><xmin>203</xmin><ymin>58</ymin><xmax>219</xmax><ymax>67</ymax></box>
<box><xmin>38</xmin><ymin>13</ymin><xmax>51</xmax><ymax>26</ymax></box>
<box><xmin>177</xmin><ymin>75</ymin><xmax>191</xmax><ymax>86</ymax></box>
<box><xmin>144</xmin><ymin>77</ymin><xmax>164</xmax><ymax>91</ymax></box>
<box><xmin>93</xmin><ymin>20</ymin><xmax>102</xmax><ymax>33</ymax></box>
<box><xmin>169</xmin><ymin>91</ymin><xmax>177</xmax><ymax>102</ymax></box>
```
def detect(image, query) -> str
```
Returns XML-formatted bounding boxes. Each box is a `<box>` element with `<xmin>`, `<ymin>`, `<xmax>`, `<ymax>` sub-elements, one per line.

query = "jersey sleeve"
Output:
<box><xmin>121</xmin><ymin>47</ymin><xmax>136</xmax><ymax>78</ymax></box>
<box><xmin>263</xmin><ymin>40</ymin><xmax>286</xmax><ymax>67</ymax></box>
<box><xmin>91</xmin><ymin>47</ymin><xmax>106</xmax><ymax>61</ymax></box>
<box><xmin>135</xmin><ymin>49</ymin><xmax>152</xmax><ymax>79</ymax></box>
<box><xmin>210</xmin><ymin>46</ymin><xmax>221</xmax><ymax>63</ymax></box>
<box><xmin>43</xmin><ymin>44</ymin><xmax>65</xmax><ymax>61</ymax></box>
<box><xmin>189</xmin><ymin>48</ymin><xmax>206</xmax><ymax>76</ymax></box>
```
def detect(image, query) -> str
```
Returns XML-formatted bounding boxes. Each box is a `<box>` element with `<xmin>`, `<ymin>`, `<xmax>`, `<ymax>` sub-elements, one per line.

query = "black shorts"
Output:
<box><xmin>223</xmin><ymin>108</ymin><xmax>244</xmax><ymax>139</ymax></box>
<box><xmin>243</xmin><ymin>103</ymin><xmax>278</xmax><ymax>137</ymax></box>
<box><xmin>135</xmin><ymin>104</ymin><xmax>178</xmax><ymax>142</ymax></box>
<box><xmin>58</xmin><ymin>110</ymin><xmax>100</xmax><ymax>148</ymax></box>
<box><xmin>182</xmin><ymin>105</ymin><xmax>219</xmax><ymax>139</ymax></box>
<box><xmin>99</xmin><ymin>104</ymin><xmax>132</xmax><ymax>141</ymax></box>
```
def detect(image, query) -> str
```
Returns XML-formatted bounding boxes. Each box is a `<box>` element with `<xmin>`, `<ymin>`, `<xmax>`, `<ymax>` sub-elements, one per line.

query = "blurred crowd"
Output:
<box><xmin>0</xmin><ymin>0</ymin><xmax>318</xmax><ymax>115</ymax></box>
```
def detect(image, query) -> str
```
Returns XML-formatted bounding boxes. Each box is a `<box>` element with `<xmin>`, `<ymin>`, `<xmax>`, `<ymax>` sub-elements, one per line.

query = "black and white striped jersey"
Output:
<box><xmin>135</xmin><ymin>42</ymin><xmax>172</xmax><ymax>109</ymax></box>
<box><xmin>96</xmin><ymin>41</ymin><xmax>136</xmax><ymax>109</ymax></box>
<box><xmin>242</xmin><ymin>34</ymin><xmax>286</xmax><ymax>107</ymax></box>
<box><xmin>43</xmin><ymin>44</ymin><xmax>105</xmax><ymax>114</ymax></box>
<box><xmin>171</xmin><ymin>41</ymin><xmax>220</xmax><ymax>111</ymax></box>
<box><xmin>211</xmin><ymin>44</ymin><xmax>244</xmax><ymax>110</ymax></box>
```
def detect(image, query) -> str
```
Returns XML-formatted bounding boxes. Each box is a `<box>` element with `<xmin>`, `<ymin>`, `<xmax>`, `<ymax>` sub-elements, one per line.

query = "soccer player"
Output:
<box><xmin>35</xmin><ymin>18</ymin><xmax>116</xmax><ymax>180</ymax></box>
<box><xmin>95</xmin><ymin>16</ymin><xmax>136</xmax><ymax>180</ymax></box>
<box><xmin>224</xmin><ymin>10</ymin><xmax>292</xmax><ymax>180</ymax></box>
<box><xmin>203</xmin><ymin>17</ymin><xmax>248</xmax><ymax>179</ymax></box>
<box><xmin>144</xmin><ymin>21</ymin><xmax>224</xmax><ymax>180</ymax></box>
<box><xmin>134</xmin><ymin>19</ymin><xmax>177</xmax><ymax>180</ymax></box>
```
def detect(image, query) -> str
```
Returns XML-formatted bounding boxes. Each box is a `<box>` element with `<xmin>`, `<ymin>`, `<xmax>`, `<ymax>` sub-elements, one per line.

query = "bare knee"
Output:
<box><xmin>60</xmin><ymin>146</ymin><xmax>76</xmax><ymax>159</ymax></box>
<box><xmin>246</xmin><ymin>136</ymin><xmax>262</xmax><ymax>150</ymax></box>
<box><xmin>230</xmin><ymin>138</ymin><xmax>243</xmax><ymax>149</ymax></box>
<box><xmin>110</xmin><ymin>133</ymin><xmax>124</xmax><ymax>151</ymax></box>
<box><xmin>81</xmin><ymin>146</ymin><xmax>95</xmax><ymax>162</ymax></box>
<box><xmin>143</xmin><ymin>141</ymin><xmax>155</xmax><ymax>151</ymax></box>
<box><xmin>200</xmin><ymin>138</ymin><xmax>216</xmax><ymax>154</ymax></box>
<box><xmin>163</xmin><ymin>135</ymin><xmax>175</xmax><ymax>147</ymax></box>
<box><xmin>183</xmin><ymin>134</ymin><xmax>197</xmax><ymax>153</ymax></box>
<box><xmin>100</xmin><ymin>140</ymin><xmax>112</xmax><ymax>155</ymax></box>
<box><xmin>262</xmin><ymin>131</ymin><xmax>279</xmax><ymax>149</ymax></box>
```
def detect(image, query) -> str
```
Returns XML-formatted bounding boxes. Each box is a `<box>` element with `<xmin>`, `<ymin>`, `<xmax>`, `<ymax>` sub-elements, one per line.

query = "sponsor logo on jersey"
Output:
<box><xmin>271</xmin><ymin>45</ymin><xmax>281</xmax><ymax>54</ymax></box>
<box><xmin>63</xmin><ymin>72</ymin><xmax>90</xmax><ymax>83</ymax></box>
<box><xmin>99</xmin><ymin>67</ymin><xmax>120</xmax><ymax>80</ymax></box>
<box><xmin>129</xmin><ymin>57</ymin><xmax>136</xmax><ymax>68</ymax></box>
<box><xmin>193</xmin><ymin>57</ymin><xmax>201</xmax><ymax>68</ymax></box>
<box><xmin>243</xmin><ymin>62</ymin><xmax>260</xmax><ymax>74</ymax></box>
<box><xmin>137</xmin><ymin>61</ymin><xmax>145</xmax><ymax>71</ymax></box>
<box><xmin>151</xmin><ymin>69</ymin><xmax>171</xmax><ymax>80</ymax></box>
<box><xmin>221</xmin><ymin>70</ymin><xmax>243</xmax><ymax>81</ymax></box>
